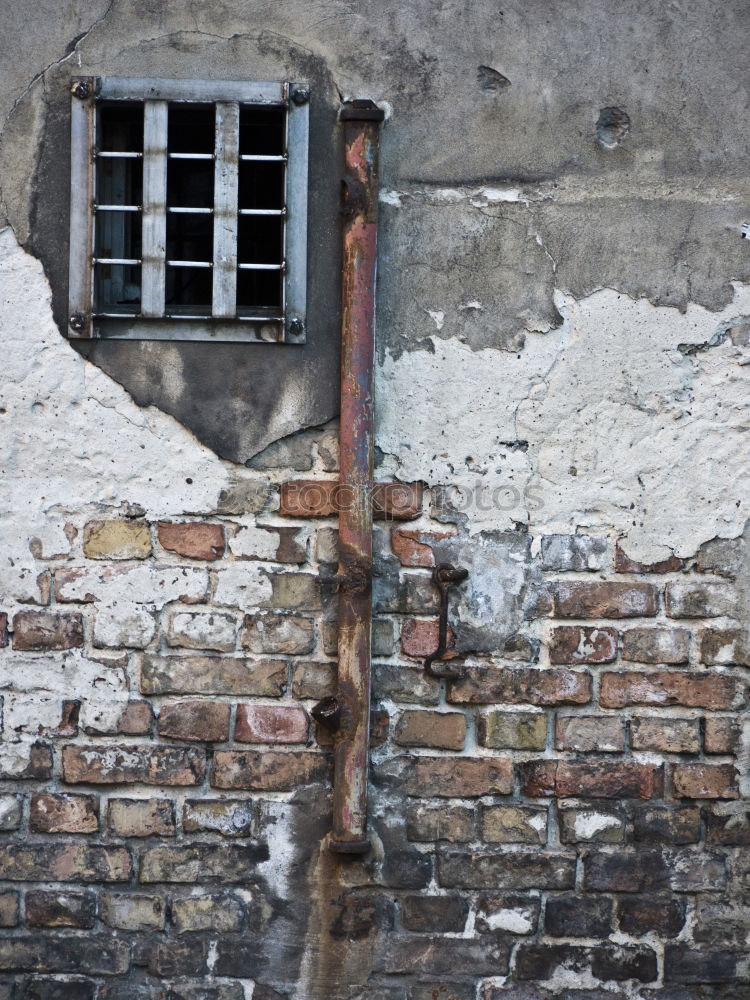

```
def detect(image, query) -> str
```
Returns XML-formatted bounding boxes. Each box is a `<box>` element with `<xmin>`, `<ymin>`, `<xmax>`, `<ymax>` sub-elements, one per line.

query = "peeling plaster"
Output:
<box><xmin>378</xmin><ymin>283</ymin><xmax>750</xmax><ymax>563</ymax></box>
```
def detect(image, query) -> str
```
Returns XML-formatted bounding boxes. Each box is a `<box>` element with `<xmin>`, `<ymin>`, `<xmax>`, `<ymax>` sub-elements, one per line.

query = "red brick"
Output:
<box><xmin>448</xmin><ymin>666</ymin><xmax>592</xmax><ymax>706</ymax></box>
<box><xmin>212</xmin><ymin>750</ymin><xmax>330</xmax><ymax>790</ymax></box>
<box><xmin>157</xmin><ymin>521</ymin><xmax>225</xmax><ymax>560</ymax></box>
<box><xmin>62</xmin><ymin>744</ymin><xmax>205</xmax><ymax>785</ymax></box>
<box><xmin>555</xmin><ymin>715</ymin><xmax>624</xmax><ymax>752</ymax></box>
<box><xmin>84</xmin><ymin>700</ymin><xmax>153</xmax><ymax>736</ymax></box>
<box><xmin>157</xmin><ymin>700</ymin><xmax>230</xmax><ymax>742</ymax></box>
<box><xmin>0</xmin><ymin>613</ymin><xmax>7</xmax><ymax>648</ymax></box>
<box><xmin>600</xmin><ymin>671</ymin><xmax>744</xmax><ymax>710</ymax></box>
<box><xmin>704</xmin><ymin>717</ymin><xmax>741</xmax><ymax>754</ymax></box>
<box><xmin>672</xmin><ymin>763</ymin><xmax>739</xmax><ymax>799</ymax></box>
<box><xmin>29</xmin><ymin>794</ymin><xmax>98</xmax><ymax>834</ymax></box>
<box><xmin>11</xmin><ymin>611</ymin><xmax>83</xmax><ymax>651</ymax></box>
<box><xmin>0</xmin><ymin>843</ymin><xmax>131</xmax><ymax>882</ymax></box>
<box><xmin>700</xmin><ymin>628</ymin><xmax>750</xmax><ymax>666</ymax></box>
<box><xmin>615</xmin><ymin>542</ymin><xmax>684</xmax><ymax>574</ymax></box>
<box><xmin>553</xmin><ymin>582</ymin><xmax>658</xmax><ymax>619</ymax></box>
<box><xmin>235</xmin><ymin>704</ymin><xmax>309</xmax><ymax>744</ymax></box>
<box><xmin>383</xmin><ymin>756</ymin><xmax>513</xmax><ymax>797</ymax></box>
<box><xmin>401</xmin><ymin>618</ymin><xmax>456</xmax><ymax>658</ymax></box>
<box><xmin>391</xmin><ymin>528</ymin><xmax>452</xmax><ymax>567</ymax></box>
<box><xmin>279</xmin><ymin>480</ymin><xmax>422</xmax><ymax>519</ymax></box>
<box><xmin>394</xmin><ymin>710</ymin><xmax>466</xmax><ymax>750</ymax></box>
<box><xmin>549</xmin><ymin>626</ymin><xmax>618</xmax><ymax>664</ymax></box>
<box><xmin>520</xmin><ymin>761</ymin><xmax>660</xmax><ymax>799</ymax></box>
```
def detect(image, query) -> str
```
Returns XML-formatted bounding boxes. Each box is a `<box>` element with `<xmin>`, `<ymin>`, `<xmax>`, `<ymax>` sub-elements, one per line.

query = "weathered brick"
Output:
<box><xmin>291</xmin><ymin>660</ymin><xmax>336</xmax><ymax>699</ymax></box>
<box><xmin>157</xmin><ymin>700</ymin><xmax>230</xmax><ymax>742</ymax></box>
<box><xmin>664</xmin><ymin>945</ymin><xmax>738</xmax><ymax>984</ymax></box>
<box><xmin>314</xmin><ymin>526</ymin><xmax>338</xmax><ymax>565</ymax></box>
<box><xmin>481</xmin><ymin>805</ymin><xmax>547</xmax><ymax>844</ymax></box>
<box><xmin>12</xmin><ymin>611</ymin><xmax>83</xmax><ymax>651</ymax></box>
<box><xmin>694</xmin><ymin>898</ymin><xmax>750</xmax><ymax>947</ymax></box>
<box><xmin>140</xmin><ymin>843</ymin><xmax>268</xmax><ymax>883</ymax></box>
<box><xmin>409</xmin><ymin>984</ymin><xmax>472</xmax><ymax>1000</ymax></box>
<box><xmin>20</xmin><ymin>980</ymin><xmax>98</xmax><ymax>1000</ymax></box>
<box><xmin>229</xmin><ymin>524</ymin><xmax>306</xmax><ymax>563</ymax></box>
<box><xmin>618</xmin><ymin>895</ymin><xmax>685</xmax><ymax>937</ymax></box>
<box><xmin>373</xmin><ymin>662</ymin><xmax>440</xmax><ymax>705</ymax></box>
<box><xmin>0</xmin><ymin>795</ymin><xmax>23</xmax><ymax>831</ymax></box>
<box><xmin>475</xmin><ymin>894</ymin><xmax>541</xmax><ymax>935</ymax></box>
<box><xmin>0</xmin><ymin>741</ymin><xmax>52</xmax><ymax>780</ymax></box>
<box><xmin>631</xmin><ymin>805</ymin><xmax>702</xmax><ymax>844</ymax></box>
<box><xmin>622</xmin><ymin>626</ymin><xmax>691</xmax><ymax>664</ymax></box>
<box><xmin>672</xmin><ymin>763</ymin><xmax>738</xmax><ymax>799</ymax></box>
<box><xmin>705</xmin><ymin>716</ymin><xmax>741</xmax><ymax>753</ymax></box>
<box><xmin>375</xmin><ymin>572</ymin><xmax>439</xmax><ymax>615</ymax></box>
<box><xmin>172</xmin><ymin>893</ymin><xmax>243</xmax><ymax>933</ymax></box>
<box><xmin>266</xmin><ymin>573</ymin><xmax>322</xmax><ymax>611</ymax></box>
<box><xmin>29</xmin><ymin>794</ymin><xmax>98</xmax><ymax>834</ymax></box>
<box><xmin>83</xmin><ymin>520</ymin><xmax>152</xmax><ymax>559</ymax></box>
<box><xmin>394</xmin><ymin>710</ymin><xmax>466</xmax><ymax>750</ymax></box>
<box><xmin>549</xmin><ymin>625</ymin><xmax>618</xmax><ymax>664</ymax></box>
<box><xmin>706</xmin><ymin>804</ymin><xmax>750</xmax><ymax>845</ymax></box>
<box><xmin>631</xmin><ymin>715</ymin><xmax>701</xmax><ymax>753</ymax></box>
<box><xmin>438</xmin><ymin>848</ymin><xmax>575</xmax><ymax>890</ymax></box>
<box><xmin>0</xmin><ymin>936</ymin><xmax>130</xmax><ymax>975</ymax></box>
<box><xmin>665</xmin><ymin>581</ymin><xmax>736</xmax><ymax>618</ymax></box>
<box><xmin>379</xmin><ymin>755</ymin><xmax>512</xmax><ymax>798</ymax></box>
<box><xmin>0</xmin><ymin>891</ymin><xmax>18</xmax><ymax>928</ymax></box>
<box><xmin>235</xmin><ymin>704</ymin><xmax>308</xmax><ymax>743</ymax></box>
<box><xmin>62</xmin><ymin>744</ymin><xmax>205</xmax><ymax>786</ymax></box>
<box><xmin>161</xmin><ymin>985</ymin><xmax>245</xmax><ymax>1000</ymax></box>
<box><xmin>545</xmin><ymin>895</ymin><xmax>612</xmax><ymax>937</ymax></box>
<box><xmin>280</xmin><ymin>480</ymin><xmax>422</xmax><ymax>519</ymax></box>
<box><xmin>0</xmin><ymin>843</ymin><xmax>131</xmax><ymax>882</ymax></box>
<box><xmin>600</xmin><ymin>670</ymin><xmax>745</xmax><ymax>709</ymax></box>
<box><xmin>106</xmin><ymin>798</ymin><xmax>176</xmax><ymax>837</ymax></box>
<box><xmin>555</xmin><ymin>714</ymin><xmax>624</xmax><ymax>752</ymax></box>
<box><xmin>0</xmin><ymin>613</ymin><xmax>7</xmax><ymax>648</ymax></box>
<box><xmin>515</xmin><ymin>943</ymin><xmax>657</xmax><ymax>983</ymax></box>
<box><xmin>25</xmin><ymin>890</ymin><xmax>96</xmax><ymax>928</ymax></box>
<box><xmin>584</xmin><ymin>849</ymin><xmax>726</xmax><ymax>892</ymax></box>
<box><xmin>615</xmin><ymin>542</ymin><xmax>684</xmax><ymax>574</ymax></box>
<box><xmin>700</xmin><ymin>627</ymin><xmax>750</xmax><ymax>665</ymax></box>
<box><xmin>149</xmin><ymin>939</ymin><xmax>208</xmax><ymax>977</ymax></box>
<box><xmin>405</xmin><ymin>804</ymin><xmax>475</xmax><ymax>843</ymax></box>
<box><xmin>157</xmin><ymin>521</ymin><xmax>225</xmax><ymax>560</ymax></box>
<box><xmin>520</xmin><ymin>760</ymin><xmax>660</xmax><ymax>799</ymax></box>
<box><xmin>241</xmin><ymin>613</ymin><xmax>314</xmax><ymax>654</ymax></box>
<box><xmin>166</xmin><ymin>610</ymin><xmax>237</xmax><ymax>651</ymax></box>
<box><xmin>85</xmin><ymin>700</ymin><xmax>153</xmax><ymax>736</ymax></box>
<box><xmin>141</xmin><ymin>655</ymin><xmax>287</xmax><ymax>696</ymax></box>
<box><xmin>558</xmin><ymin>805</ymin><xmax>626</xmax><ymax>844</ymax></box>
<box><xmin>400</xmin><ymin>894</ymin><xmax>469</xmax><ymax>933</ymax></box>
<box><xmin>213</xmin><ymin>563</ymin><xmax>274</xmax><ymax>609</ymax></box>
<box><xmin>553</xmin><ymin>581</ymin><xmax>658</xmax><ymax>618</ymax></box>
<box><xmin>93</xmin><ymin>604</ymin><xmax>156</xmax><ymax>649</ymax></box>
<box><xmin>391</xmin><ymin>528</ymin><xmax>453</xmax><ymax>567</ymax></box>
<box><xmin>183</xmin><ymin>799</ymin><xmax>255</xmax><ymax>837</ymax></box>
<box><xmin>55</xmin><ymin>565</ymin><xmax>208</xmax><ymax>605</ymax></box>
<box><xmin>401</xmin><ymin>618</ymin><xmax>455</xmax><ymax>658</ymax></box>
<box><xmin>479</xmin><ymin>714</ymin><xmax>547</xmax><ymax>755</ymax></box>
<box><xmin>448</xmin><ymin>666</ymin><xmax>592</xmax><ymax>706</ymax></box>
<box><xmin>212</xmin><ymin>750</ymin><xmax>330</xmax><ymax>791</ymax></box>
<box><xmin>101</xmin><ymin>892</ymin><xmax>165</xmax><ymax>930</ymax></box>
<box><xmin>541</xmin><ymin>533</ymin><xmax>609</xmax><ymax>572</ymax></box>
<box><xmin>374</xmin><ymin>936</ymin><xmax>509</xmax><ymax>976</ymax></box>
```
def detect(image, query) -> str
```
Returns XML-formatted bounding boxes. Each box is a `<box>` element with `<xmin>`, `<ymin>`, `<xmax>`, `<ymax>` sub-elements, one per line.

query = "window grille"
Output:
<box><xmin>68</xmin><ymin>78</ymin><xmax>309</xmax><ymax>343</ymax></box>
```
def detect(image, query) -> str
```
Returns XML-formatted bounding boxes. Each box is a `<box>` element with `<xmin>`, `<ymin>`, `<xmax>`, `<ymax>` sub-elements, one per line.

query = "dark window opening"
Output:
<box><xmin>168</xmin><ymin>103</ymin><xmax>215</xmax><ymax>153</ymax></box>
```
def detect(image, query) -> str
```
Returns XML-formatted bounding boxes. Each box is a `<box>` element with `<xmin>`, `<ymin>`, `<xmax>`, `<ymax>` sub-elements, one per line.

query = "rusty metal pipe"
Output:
<box><xmin>327</xmin><ymin>100</ymin><xmax>384</xmax><ymax>855</ymax></box>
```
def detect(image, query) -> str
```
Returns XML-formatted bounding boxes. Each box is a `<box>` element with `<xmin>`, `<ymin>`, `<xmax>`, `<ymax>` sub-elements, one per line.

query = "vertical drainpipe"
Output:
<box><xmin>326</xmin><ymin>99</ymin><xmax>384</xmax><ymax>854</ymax></box>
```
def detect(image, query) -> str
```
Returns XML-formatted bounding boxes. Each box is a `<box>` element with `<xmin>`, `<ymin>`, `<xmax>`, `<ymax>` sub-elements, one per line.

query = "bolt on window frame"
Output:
<box><xmin>68</xmin><ymin>77</ymin><xmax>309</xmax><ymax>344</ymax></box>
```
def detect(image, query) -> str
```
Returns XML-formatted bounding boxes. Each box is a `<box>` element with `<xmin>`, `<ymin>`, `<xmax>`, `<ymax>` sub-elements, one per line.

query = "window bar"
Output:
<box><xmin>212</xmin><ymin>102</ymin><xmax>240</xmax><ymax>319</ymax></box>
<box><xmin>96</xmin><ymin>205</ymin><xmax>141</xmax><ymax>212</ymax></box>
<box><xmin>239</xmin><ymin>208</ymin><xmax>285</xmax><ymax>216</ymax></box>
<box><xmin>141</xmin><ymin>100</ymin><xmax>168</xmax><ymax>318</ymax></box>
<box><xmin>97</xmin><ymin>151</ymin><xmax>142</xmax><ymax>159</ymax></box>
<box><xmin>168</xmin><ymin>152</ymin><xmax>214</xmax><ymax>160</ymax></box>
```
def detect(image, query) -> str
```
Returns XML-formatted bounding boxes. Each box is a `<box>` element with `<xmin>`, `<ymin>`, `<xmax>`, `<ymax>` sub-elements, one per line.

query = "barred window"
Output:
<box><xmin>68</xmin><ymin>78</ymin><xmax>309</xmax><ymax>343</ymax></box>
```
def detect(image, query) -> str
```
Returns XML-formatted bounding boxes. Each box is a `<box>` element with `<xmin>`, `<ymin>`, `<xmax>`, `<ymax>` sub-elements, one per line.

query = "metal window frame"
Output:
<box><xmin>68</xmin><ymin>77</ymin><xmax>309</xmax><ymax>344</ymax></box>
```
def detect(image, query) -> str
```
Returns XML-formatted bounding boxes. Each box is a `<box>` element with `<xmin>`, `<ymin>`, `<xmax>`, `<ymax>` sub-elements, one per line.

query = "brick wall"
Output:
<box><xmin>0</xmin><ymin>461</ymin><xmax>747</xmax><ymax>998</ymax></box>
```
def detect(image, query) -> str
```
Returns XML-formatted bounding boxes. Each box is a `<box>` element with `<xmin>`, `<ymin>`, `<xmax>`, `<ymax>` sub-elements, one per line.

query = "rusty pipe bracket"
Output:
<box><xmin>424</xmin><ymin>563</ymin><xmax>469</xmax><ymax>679</ymax></box>
<box><xmin>311</xmin><ymin>695</ymin><xmax>342</xmax><ymax>734</ymax></box>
